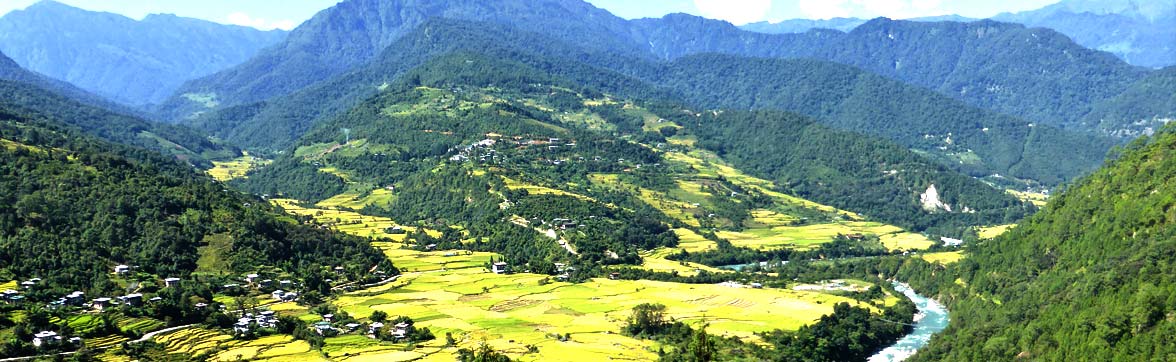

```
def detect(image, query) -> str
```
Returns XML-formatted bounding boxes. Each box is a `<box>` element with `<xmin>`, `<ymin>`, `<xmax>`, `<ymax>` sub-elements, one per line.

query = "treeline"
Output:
<box><xmin>881</xmin><ymin>126</ymin><xmax>1176</xmax><ymax>361</ymax></box>
<box><xmin>0</xmin><ymin>109</ymin><xmax>392</xmax><ymax>295</ymax></box>
<box><xmin>644</xmin><ymin>102</ymin><xmax>1032</xmax><ymax>235</ymax></box>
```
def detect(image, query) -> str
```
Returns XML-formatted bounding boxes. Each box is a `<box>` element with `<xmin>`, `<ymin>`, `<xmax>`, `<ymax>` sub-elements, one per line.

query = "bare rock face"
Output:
<box><xmin>920</xmin><ymin>184</ymin><xmax>952</xmax><ymax>212</ymax></box>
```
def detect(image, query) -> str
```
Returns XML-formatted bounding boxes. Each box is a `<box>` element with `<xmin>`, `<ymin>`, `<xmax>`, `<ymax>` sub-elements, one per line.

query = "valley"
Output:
<box><xmin>0</xmin><ymin>0</ymin><xmax>1171</xmax><ymax>361</ymax></box>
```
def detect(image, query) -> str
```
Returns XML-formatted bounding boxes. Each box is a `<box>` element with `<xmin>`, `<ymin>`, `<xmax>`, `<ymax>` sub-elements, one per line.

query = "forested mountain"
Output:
<box><xmin>156</xmin><ymin>0</ymin><xmax>642</xmax><ymax>121</ymax></box>
<box><xmin>0</xmin><ymin>50</ymin><xmax>129</xmax><ymax>114</ymax></box>
<box><xmin>0</xmin><ymin>100</ymin><xmax>392</xmax><ymax>295</ymax></box>
<box><xmin>655</xmin><ymin>54</ymin><xmax>1112</xmax><ymax>185</ymax></box>
<box><xmin>1081</xmin><ymin>66</ymin><xmax>1176</xmax><ymax>137</ymax></box>
<box><xmin>0</xmin><ymin>77</ymin><xmax>238</xmax><ymax>167</ymax></box>
<box><xmin>0</xmin><ymin>0</ymin><xmax>287</xmax><ymax>107</ymax></box>
<box><xmin>638</xmin><ymin>15</ymin><xmax>1149</xmax><ymax>129</ymax></box>
<box><xmin>180</xmin><ymin>17</ymin><xmax>1110</xmax><ymax>187</ymax></box>
<box><xmin>993</xmin><ymin>0</ymin><xmax>1175</xmax><ymax>68</ymax></box>
<box><xmin>893</xmin><ymin>124</ymin><xmax>1176</xmax><ymax>361</ymax></box>
<box><xmin>157</xmin><ymin>0</ymin><xmax>1170</xmax><ymax>145</ymax></box>
<box><xmin>739</xmin><ymin>0</ymin><xmax>1176</xmax><ymax>69</ymax></box>
<box><xmin>236</xmin><ymin>51</ymin><xmax>1029</xmax><ymax>238</ymax></box>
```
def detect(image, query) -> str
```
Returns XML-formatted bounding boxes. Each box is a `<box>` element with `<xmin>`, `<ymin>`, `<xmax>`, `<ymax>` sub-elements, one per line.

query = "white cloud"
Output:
<box><xmin>798</xmin><ymin>0</ymin><xmax>851</xmax><ymax>19</ymax></box>
<box><xmin>225</xmin><ymin>12</ymin><xmax>296</xmax><ymax>31</ymax></box>
<box><xmin>798</xmin><ymin>0</ymin><xmax>948</xmax><ymax>20</ymax></box>
<box><xmin>693</xmin><ymin>0</ymin><xmax>772</xmax><ymax>25</ymax></box>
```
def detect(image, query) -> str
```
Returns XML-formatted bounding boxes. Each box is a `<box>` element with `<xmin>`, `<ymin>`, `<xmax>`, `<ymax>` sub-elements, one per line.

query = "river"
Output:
<box><xmin>867</xmin><ymin>282</ymin><xmax>950</xmax><ymax>362</ymax></box>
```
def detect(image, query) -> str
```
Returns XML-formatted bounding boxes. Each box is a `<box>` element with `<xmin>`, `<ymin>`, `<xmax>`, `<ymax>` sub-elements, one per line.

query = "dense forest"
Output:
<box><xmin>886</xmin><ymin>126</ymin><xmax>1176</xmax><ymax>361</ymax></box>
<box><xmin>0</xmin><ymin>105</ymin><xmax>392</xmax><ymax>296</ymax></box>
<box><xmin>0</xmin><ymin>80</ymin><xmax>238</xmax><ymax>167</ymax></box>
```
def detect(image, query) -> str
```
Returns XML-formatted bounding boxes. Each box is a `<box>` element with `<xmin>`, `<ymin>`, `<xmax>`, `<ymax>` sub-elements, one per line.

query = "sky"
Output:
<box><xmin>0</xmin><ymin>0</ymin><xmax>1063</xmax><ymax>30</ymax></box>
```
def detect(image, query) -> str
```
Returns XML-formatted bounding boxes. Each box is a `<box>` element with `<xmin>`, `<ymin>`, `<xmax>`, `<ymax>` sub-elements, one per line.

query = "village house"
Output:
<box><xmin>64</xmin><ymin>291</ymin><xmax>85</xmax><ymax>306</ymax></box>
<box><xmin>609</xmin><ymin>272</ymin><xmax>621</xmax><ymax>280</ymax></box>
<box><xmin>164</xmin><ymin>277</ymin><xmax>181</xmax><ymax>287</ymax></box>
<box><xmin>391</xmin><ymin>322</ymin><xmax>410</xmax><ymax>339</ymax></box>
<box><xmin>344</xmin><ymin>323</ymin><xmax>361</xmax><ymax>333</ymax></box>
<box><xmin>313</xmin><ymin>321</ymin><xmax>333</xmax><ymax>335</ymax></box>
<box><xmin>120</xmin><ymin>293</ymin><xmax>143</xmax><ymax>306</ymax></box>
<box><xmin>750</xmin><ymin>282</ymin><xmax>764</xmax><ymax>289</ymax></box>
<box><xmin>279</xmin><ymin>280</ymin><xmax>294</xmax><ymax>288</ymax></box>
<box><xmin>114</xmin><ymin>265</ymin><xmax>130</xmax><ymax>275</ymax></box>
<box><xmin>2</xmin><ymin>289</ymin><xmax>23</xmax><ymax>304</ymax></box>
<box><xmin>322</xmin><ymin>314</ymin><xmax>334</xmax><ymax>323</ymax></box>
<box><xmin>149</xmin><ymin>296</ymin><xmax>163</xmax><ymax>304</ymax></box>
<box><xmin>32</xmin><ymin>331</ymin><xmax>62</xmax><ymax>347</ymax></box>
<box><xmin>91</xmin><ymin>297</ymin><xmax>112</xmax><ymax>311</ymax></box>
<box><xmin>491</xmin><ymin>262</ymin><xmax>509</xmax><ymax>274</ymax></box>
<box><xmin>245</xmin><ymin>273</ymin><xmax>260</xmax><ymax>284</ymax></box>
<box><xmin>368</xmin><ymin>322</ymin><xmax>384</xmax><ymax>335</ymax></box>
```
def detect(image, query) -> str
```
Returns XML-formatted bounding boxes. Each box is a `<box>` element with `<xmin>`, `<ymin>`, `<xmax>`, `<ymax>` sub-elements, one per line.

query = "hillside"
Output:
<box><xmin>0</xmin><ymin>0</ymin><xmax>287</xmax><ymax>107</ymax></box>
<box><xmin>0</xmin><ymin>102</ymin><xmax>393</xmax><ymax>295</ymax></box>
<box><xmin>1081</xmin><ymin>66</ymin><xmax>1176</xmax><ymax>138</ymax></box>
<box><xmin>637</xmin><ymin>15</ymin><xmax>1148</xmax><ymax>129</ymax></box>
<box><xmin>159</xmin><ymin>0</ymin><xmax>1161</xmax><ymax>133</ymax></box>
<box><xmin>993</xmin><ymin>0</ymin><xmax>1176</xmax><ymax>68</ymax></box>
<box><xmin>657</xmin><ymin>54</ymin><xmax>1112</xmax><ymax>185</ymax></box>
<box><xmin>180</xmin><ymin>18</ymin><xmax>1110</xmax><ymax>189</ymax></box>
<box><xmin>0</xmin><ymin>79</ymin><xmax>238</xmax><ymax>167</ymax></box>
<box><xmin>892</xmin><ymin>126</ymin><xmax>1176</xmax><ymax>360</ymax></box>
<box><xmin>156</xmin><ymin>0</ymin><xmax>643</xmax><ymax>121</ymax></box>
<box><xmin>233</xmin><ymin>52</ymin><xmax>1028</xmax><ymax>240</ymax></box>
<box><xmin>739</xmin><ymin>0</ymin><xmax>1176</xmax><ymax>69</ymax></box>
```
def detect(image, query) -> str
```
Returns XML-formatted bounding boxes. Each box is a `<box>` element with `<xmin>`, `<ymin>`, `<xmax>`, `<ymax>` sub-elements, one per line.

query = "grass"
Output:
<box><xmin>1007</xmin><ymin>190</ymin><xmax>1049</xmax><ymax>206</ymax></box>
<box><xmin>316</xmin><ymin>189</ymin><xmax>397</xmax><ymax>209</ymax></box>
<box><xmin>502</xmin><ymin>177</ymin><xmax>594</xmax><ymax>201</ymax></box>
<box><xmin>976</xmin><ymin>224</ymin><xmax>1016</xmax><ymax>239</ymax></box>
<box><xmin>921</xmin><ymin>251</ymin><xmax>964</xmax><ymax>265</ymax></box>
<box><xmin>255</xmin><ymin>201</ymin><xmax>884</xmax><ymax>361</ymax></box>
<box><xmin>196</xmin><ymin>233</ymin><xmax>233</xmax><ymax>274</ymax></box>
<box><xmin>207</xmin><ymin>152</ymin><xmax>269</xmax><ymax>182</ymax></box>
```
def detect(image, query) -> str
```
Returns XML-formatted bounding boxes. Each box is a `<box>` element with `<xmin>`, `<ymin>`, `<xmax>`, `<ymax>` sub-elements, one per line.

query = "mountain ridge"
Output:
<box><xmin>0</xmin><ymin>0</ymin><xmax>287</xmax><ymax>107</ymax></box>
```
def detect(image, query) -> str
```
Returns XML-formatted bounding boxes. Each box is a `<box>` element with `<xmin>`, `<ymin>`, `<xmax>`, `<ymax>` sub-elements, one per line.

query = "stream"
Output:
<box><xmin>867</xmin><ymin>282</ymin><xmax>950</xmax><ymax>362</ymax></box>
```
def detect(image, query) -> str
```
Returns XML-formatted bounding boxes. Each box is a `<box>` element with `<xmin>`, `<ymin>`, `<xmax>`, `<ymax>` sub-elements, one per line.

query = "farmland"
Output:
<box><xmin>226</xmin><ymin>200</ymin><xmax>886</xmax><ymax>361</ymax></box>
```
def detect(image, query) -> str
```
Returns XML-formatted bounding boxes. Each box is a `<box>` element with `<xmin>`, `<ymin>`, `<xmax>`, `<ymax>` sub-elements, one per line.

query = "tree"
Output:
<box><xmin>370</xmin><ymin>310</ymin><xmax>388</xmax><ymax>323</ymax></box>
<box><xmin>688</xmin><ymin>323</ymin><xmax>716</xmax><ymax>362</ymax></box>
<box><xmin>625</xmin><ymin>303</ymin><xmax>668</xmax><ymax>336</ymax></box>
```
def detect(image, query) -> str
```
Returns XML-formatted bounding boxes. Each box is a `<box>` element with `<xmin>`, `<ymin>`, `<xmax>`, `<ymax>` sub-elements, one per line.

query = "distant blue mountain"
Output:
<box><xmin>740</xmin><ymin>0</ymin><xmax>1175</xmax><ymax>68</ymax></box>
<box><xmin>0</xmin><ymin>0</ymin><xmax>288</xmax><ymax>107</ymax></box>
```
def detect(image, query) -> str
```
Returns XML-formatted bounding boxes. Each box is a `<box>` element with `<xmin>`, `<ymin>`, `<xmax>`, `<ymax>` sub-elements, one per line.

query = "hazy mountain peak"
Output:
<box><xmin>0</xmin><ymin>1</ymin><xmax>288</xmax><ymax>107</ymax></box>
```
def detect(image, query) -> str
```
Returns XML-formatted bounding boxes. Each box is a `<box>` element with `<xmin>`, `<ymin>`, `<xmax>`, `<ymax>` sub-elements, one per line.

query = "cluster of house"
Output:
<box><xmin>31</xmin><ymin>331</ymin><xmax>82</xmax><ymax>348</ymax></box>
<box><xmin>242</xmin><ymin>274</ymin><xmax>299</xmax><ymax>302</ymax></box>
<box><xmin>233</xmin><ymin>310</ymin><xmax>278</xmax><ymax>334</ymax></box>
<box><xmin>449</xmin><ymin>138</ymin><xmax>499</xmax><ymax>163</ymax></box>
<box><xmin>308</xmin><ymin>314</ymin><xmax>410</xmax><ymax>339</ymax></box>
<box><xmin>1</xmin><ymin>277</ymin><xmax>44</xmax><ymax>304</ymax></box>
<box><xmin>718</xmin><ymin>281</ymin><xmax>765</xmax><ymax>289</ymax></box>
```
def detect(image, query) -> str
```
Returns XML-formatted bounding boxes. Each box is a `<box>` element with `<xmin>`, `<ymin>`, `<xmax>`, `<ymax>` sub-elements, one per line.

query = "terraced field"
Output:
<box><xmin>261</xmin><ymin>201</ymin><xmax>882</xmax><ymax>361</ymax></box>
<box><xmin>921</xmin><ymin>251</ymin><xmax>964</xmax><ymax>265</ymax></box>
<box><xmin>207</xmin><ymin>152</ymin><xmax>269</xmax><ymax>181</ymax></box>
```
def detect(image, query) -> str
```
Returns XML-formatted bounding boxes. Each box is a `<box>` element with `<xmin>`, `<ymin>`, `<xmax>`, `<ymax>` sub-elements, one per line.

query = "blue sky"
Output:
<box><xmin>0</xmin><ymin>0</ymin><xmax>1062</xmax><ymax>30</ymax></box>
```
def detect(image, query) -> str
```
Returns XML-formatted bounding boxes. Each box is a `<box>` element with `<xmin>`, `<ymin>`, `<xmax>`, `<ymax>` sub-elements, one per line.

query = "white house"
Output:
<box><xmin>368</xmin><ymin>322</ymin><xmax>385</xmax><ymax>335</ymax></box>
<box><xmin>491</xmin><ymin>262</ymin><xmax>508</xmax><ymax>274</ymax></box>
<box><xmin>32</xmin><ymin>331</ymin><xmax>61</xmax><ymax>347</ymax></box>
<box><xmin>114</xmin><ymin>265</ymin><xmax>130</xmax><ymax>275</ymax></box>
<box><xmin>391</xmin><ymin>322</ymin><xmax>410</xmax><ymax>339</ymax></box>
<box><xmin>164</xmin><ymin>277</ymin><xmax>181</xmax><ymax>287</ymax></box>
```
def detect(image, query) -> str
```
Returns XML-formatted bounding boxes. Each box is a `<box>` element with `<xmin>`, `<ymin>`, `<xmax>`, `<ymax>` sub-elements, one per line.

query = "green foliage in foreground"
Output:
<box><xmin>623</xmin><ymin>297</ymin><xmax>916</xmax><ymax>362</ymax></box>
<box><xmin>893</xmin><ymin>126</ymin><xmax>1176</xmax><ymax>361</ymax></box>
<box><xmin>0</xmin><ymin>106</ymin><xmax>392</xmax><ymax>295</ymax></box>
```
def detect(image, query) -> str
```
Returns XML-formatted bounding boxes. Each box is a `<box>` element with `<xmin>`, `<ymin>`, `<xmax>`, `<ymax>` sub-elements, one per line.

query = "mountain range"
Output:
<box><xmin>741</xmin><ymin>0</ymin><xmax>1176</xmax><ymax>69</ymax></box>
<box><xmin>1</xmin><ymin>0</ymin><xmax>1175</xmax><ymax>360</ymax></box>
<box><xmin>0</xmin><ymin>0</ymin><xmax>287</xmax><ymax>107</ymax></box>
